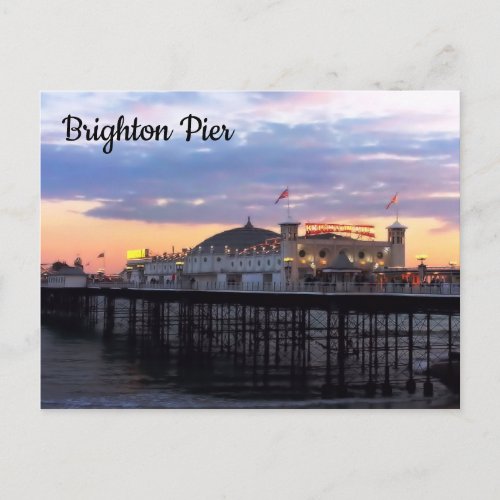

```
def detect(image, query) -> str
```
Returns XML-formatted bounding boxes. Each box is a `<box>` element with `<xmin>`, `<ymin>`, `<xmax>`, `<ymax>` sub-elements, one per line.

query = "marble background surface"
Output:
<box><xmin>1</xmin><ymin>1</ymin><xmax>499</xmax><ymax>498</ymax></box>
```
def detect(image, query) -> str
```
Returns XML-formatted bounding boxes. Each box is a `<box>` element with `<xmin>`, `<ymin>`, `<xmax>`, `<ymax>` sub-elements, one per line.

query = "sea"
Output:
<box><xmin>41</xmin><ymin>321</ymin><xmax>459</xmax><ymax>409</ymax></box>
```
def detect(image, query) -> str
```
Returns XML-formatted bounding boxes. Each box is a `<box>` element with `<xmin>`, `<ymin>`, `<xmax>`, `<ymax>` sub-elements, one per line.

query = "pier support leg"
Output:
<box><xmin>365</xmin><ymin>313</ymin><xmax>376</xmax><ymax>397</ymax></box>
<box><xmin>424</xmin><ymin>313</ymin><xmax>434</xmax><ymax>397</ymax></box>
<box><xmin>382</xmin><ymin>313</ymin><xmax>392</xmax><ymax>397</ymax></box>
<box><xmin>321</xmin><ymin>307</ymin><xmax>334</xmax><ymax>398</ymax></box>
<box><xmin>263</xmin><ymin>307</ymin><xmax>270</xmax><ymax>386</ymax></box>
<box><xmin>336</xmin><ymin>310</ymin><xmax>347</xmax><ymax>398</ymax></box>
<box><xmin>406</xmin><ymin>313</ymin><xmax>416</xmax><ymax>394</ymax></box>
<box><xmin>274</xmin><ymin>308</ymin><xmax>280</xmax><ymax>367</ymax></box>
<box><xmin>394</xmin><ymin>313</ymin><xmax>399</xmax><ymax>369</ymax></box>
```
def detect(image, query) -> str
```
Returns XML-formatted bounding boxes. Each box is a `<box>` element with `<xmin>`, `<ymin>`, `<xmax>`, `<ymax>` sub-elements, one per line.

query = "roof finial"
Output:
<box><xmin>245</xmin><ymin>216</ymin><xmax>253</xmax><ymax>228</ymax></box>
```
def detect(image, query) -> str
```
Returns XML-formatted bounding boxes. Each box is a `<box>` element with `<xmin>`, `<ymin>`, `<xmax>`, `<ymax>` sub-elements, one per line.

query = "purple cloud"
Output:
<box><xmin>41</xmin><ymin>91</ymin><xmax>459</xmax><ymax>230</ymax></box>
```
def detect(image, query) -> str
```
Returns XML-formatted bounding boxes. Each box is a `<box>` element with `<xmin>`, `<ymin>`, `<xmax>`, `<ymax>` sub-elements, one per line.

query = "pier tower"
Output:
<box><xmin>279</xmin><ymin>221</ymin><xmax>300</xmax><ymax>284</ymax></box>
<box><xmin>386</xmin><ymin>220</ymin><xmax>407</xmax><ymax>267</ymax></box>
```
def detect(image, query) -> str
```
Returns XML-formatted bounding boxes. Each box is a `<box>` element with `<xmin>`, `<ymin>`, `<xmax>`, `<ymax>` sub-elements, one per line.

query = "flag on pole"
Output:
<box><xmin>97</xmin><ymin>252</ymin><xmax>105</xmax><ymax>258</ymax></box>
<box><xmin>385</xmin><ymin>193</ymin><xmax>398</xmax><ymax>210</ymax></box>
<box><xmin>275</xmin><ymin>188</ymin><xmax>289</xmax><ymax>204</ymax></box>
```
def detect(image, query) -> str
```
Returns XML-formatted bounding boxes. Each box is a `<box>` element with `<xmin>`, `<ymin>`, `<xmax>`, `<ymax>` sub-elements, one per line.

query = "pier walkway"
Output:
<box><xmin>81</xmin><ymin>281</ymin><xmax>459</xmax><ymax>296</ymax></box>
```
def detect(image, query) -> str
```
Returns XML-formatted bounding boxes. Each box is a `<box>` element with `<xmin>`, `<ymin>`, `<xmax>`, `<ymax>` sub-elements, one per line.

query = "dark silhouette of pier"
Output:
<box><xmin>41</xmin><ymin>287</ymin><xmax>460</xmax><ymax>402</ymax></box>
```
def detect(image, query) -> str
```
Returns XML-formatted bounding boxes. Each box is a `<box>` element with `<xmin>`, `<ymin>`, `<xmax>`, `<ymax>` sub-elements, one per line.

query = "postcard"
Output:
<box><xmin>41</xmin><ymin>91</ymin><xmax>460</xmax><ymax>408</ymax></box>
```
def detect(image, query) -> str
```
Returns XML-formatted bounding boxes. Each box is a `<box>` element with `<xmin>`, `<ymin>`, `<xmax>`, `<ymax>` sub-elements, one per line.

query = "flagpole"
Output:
<box><xmin>287</xmin><ymin>186</ymin><xmax>290</xmax><ymax>220</ymax></box>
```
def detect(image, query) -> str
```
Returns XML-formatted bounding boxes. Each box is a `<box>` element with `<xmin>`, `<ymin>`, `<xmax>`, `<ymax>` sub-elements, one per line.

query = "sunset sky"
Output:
<box><xmin>41</xmin><ymin>91</ymin><xmax>459</xmax><ymax>273</ymax></box>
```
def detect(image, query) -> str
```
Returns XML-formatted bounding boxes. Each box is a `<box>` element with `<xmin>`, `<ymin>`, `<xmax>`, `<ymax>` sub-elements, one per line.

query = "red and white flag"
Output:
<box><xmin>275</xmin><ymin>188</ymin><xmax>289</xmax><ymax>204</ymax></box>
<box><xmin>385</xmin><ymin>193</ymin><xmax>398</xmax><ymax>210</ymax></box>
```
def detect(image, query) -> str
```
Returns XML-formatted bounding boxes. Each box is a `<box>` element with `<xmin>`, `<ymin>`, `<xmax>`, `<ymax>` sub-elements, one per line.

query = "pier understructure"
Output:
<box><xmin>41</xmin><ymin>288</ymin><xmax>460</xmax><ymax>402</ymax></box>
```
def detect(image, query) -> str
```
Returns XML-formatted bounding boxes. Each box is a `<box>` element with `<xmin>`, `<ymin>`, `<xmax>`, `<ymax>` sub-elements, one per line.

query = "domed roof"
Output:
<box><xmin>330</xmin><ymin>253</ymin><xmax>357</xmax><ymax>270</ymax></box>
<box><xmin>323</xmin><ymin>253</ymin><xmax>361</xmax><ymax>273</ymax></box>
<box><xmin>193</xmin><ymin>217</ymin><xmax>279</xmax><ymax>253</ymax></box>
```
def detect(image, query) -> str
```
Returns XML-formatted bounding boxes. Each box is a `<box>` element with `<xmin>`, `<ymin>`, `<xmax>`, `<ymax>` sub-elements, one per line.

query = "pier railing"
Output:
<box><xmin>80</xmin><ymin>281</ymin><xmax>460</xmax><ymax>295</ymax></box>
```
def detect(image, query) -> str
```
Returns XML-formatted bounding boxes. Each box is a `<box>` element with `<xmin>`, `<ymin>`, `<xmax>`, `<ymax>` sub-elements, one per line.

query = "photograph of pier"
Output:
<box><xmin>41</xmin><ymin>91</ymin><xmax>460</xmax><ymax>409</ymax></box>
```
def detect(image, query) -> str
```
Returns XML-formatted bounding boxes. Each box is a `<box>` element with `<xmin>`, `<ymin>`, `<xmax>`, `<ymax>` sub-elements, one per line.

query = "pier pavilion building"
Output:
<box><xmin>142</xmin><ymin>216</ymin><xmax>408</xmax><ymax>288</ymax></box>
<box><xmin>44</xmin><ymin>259</ymin><xmax>88</xmax><ymax>288</ymax></box>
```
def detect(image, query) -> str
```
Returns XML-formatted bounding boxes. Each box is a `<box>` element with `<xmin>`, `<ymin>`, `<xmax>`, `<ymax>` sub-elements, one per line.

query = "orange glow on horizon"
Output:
<box><xmin>41</xmin><ymin>200</ymin><xmax>236</xmax><ymax>274</ymax></box>
<box><xmin>41</xmin><ymin>200</ymin><xmax>460</xmax><ymax>274</ymax></box>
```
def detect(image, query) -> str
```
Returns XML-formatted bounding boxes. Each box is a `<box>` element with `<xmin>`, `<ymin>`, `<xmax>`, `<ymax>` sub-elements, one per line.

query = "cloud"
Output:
<box><xmin>41</xmin><ymin>91</ymin><xmax>459</xmax><ymax>231</ymax></box>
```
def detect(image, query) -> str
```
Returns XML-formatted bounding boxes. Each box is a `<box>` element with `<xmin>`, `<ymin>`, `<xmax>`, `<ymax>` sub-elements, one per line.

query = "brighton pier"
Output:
<box><xmin>41</xmin><ymin>215</ymin><xmax>459</xmax><ymax>404</ymax></box>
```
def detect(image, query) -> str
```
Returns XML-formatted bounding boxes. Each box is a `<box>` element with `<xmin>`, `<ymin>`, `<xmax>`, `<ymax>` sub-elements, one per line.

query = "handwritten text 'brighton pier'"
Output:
<box><xmin>62</xmin><ymin>114</ymin><xmax>235</xmax><ymax>154</ymax></box>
